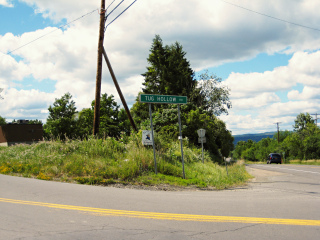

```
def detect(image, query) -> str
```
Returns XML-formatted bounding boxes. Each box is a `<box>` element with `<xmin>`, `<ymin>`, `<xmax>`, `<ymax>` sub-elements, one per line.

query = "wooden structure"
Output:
<box><xmin>0</xmin><ymin>124</ymin><xmax>43</xmax><ymax>146</ymax></box>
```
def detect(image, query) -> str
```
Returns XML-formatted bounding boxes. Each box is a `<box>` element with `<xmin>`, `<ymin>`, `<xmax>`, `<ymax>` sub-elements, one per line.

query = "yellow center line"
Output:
<box><xmin>1</xmin><ymin>197</ymin><xmax>319</xmax><ymax>226</ymax></box>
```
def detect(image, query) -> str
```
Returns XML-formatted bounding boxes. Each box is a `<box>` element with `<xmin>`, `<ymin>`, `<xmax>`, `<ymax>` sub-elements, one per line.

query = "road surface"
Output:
<box><xmin>1</xmin><ymin>164</ymin><xmax>319</xmax><ymax>239</ymax></box>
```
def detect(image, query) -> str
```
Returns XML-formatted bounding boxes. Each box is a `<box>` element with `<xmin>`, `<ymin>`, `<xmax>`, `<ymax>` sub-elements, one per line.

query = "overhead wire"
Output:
<box><xmin>104</xmin><ymin>0</ymin><xmax>138</xmax><ymax>31</ymax></box>
<box><xmin>220</xmin><ymin>0</ymin><xmax>320</xmax><ymax>32</ymax></box>
<box><xmin>5</xmin><ymin>9</ymin><xmax>98</xmax><ymax>55</ymax></box>
<box><xmin>106</xmin><ymin>0</ymin><xmax>125</xmax><ymax>19</ymax></box>
<box><xmin>106</xmin><ymin>0</ymin><xmax>117</xmax><ymax>11</ymax></box>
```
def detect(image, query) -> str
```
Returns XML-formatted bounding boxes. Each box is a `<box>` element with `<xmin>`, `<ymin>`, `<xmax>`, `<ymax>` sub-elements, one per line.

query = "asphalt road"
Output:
<box><xmin>1</xmin><ymin>164</ymin><xmax>319</xmax><ymax>240</ymax></box>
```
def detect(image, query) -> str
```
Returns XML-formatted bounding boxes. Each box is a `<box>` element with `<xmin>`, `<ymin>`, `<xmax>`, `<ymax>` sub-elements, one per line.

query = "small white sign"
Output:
<box><xmin>197</xmin><ymin>129</ymin><xmax>206</xmax><ymax>138</ymax></box>
<box><xmin>142</xmin><ymin>130</ymin><xmax>153</xmax><ymax>145</ymax></box>
<box><xmin>198</xmin><ymin>137</ymin><xmax>206</xmax><ymax>143</ymax></box>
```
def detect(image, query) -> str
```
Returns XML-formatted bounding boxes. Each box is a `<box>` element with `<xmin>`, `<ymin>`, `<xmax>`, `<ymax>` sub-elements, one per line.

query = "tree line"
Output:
<box><xmin>233</xmin><ymin>113</ymin><xmax>320</xmax><ymax>161</ymax></box>
<box><xmin>0</xmin><ymin>35</ymin><xmax>234</xmax><ymax>163</ymax></box>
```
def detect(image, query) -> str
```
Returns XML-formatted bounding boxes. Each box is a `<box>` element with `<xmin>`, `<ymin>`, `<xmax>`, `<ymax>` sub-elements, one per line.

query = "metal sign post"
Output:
<box><xmin>224</xmin><ymin>157</ymin><xmax>229</xmax><ymax>176</ymax></box>
<box><xmin>178</xmin><ymin>104</ymin><xmax>185</xmax><ymax>179</ymax></box>
<box><xmin>197</xmin><ymin>129</ymin><xmax>206</xmax><ymax>163</ymax></box>
<box><xmin>140</xmin><ymin>94</ymin><xmax>187</xmax><ymax>178</ymax></box>
<box><xmin>149</xmin><ymin>104</ymin><xmax>157</xmax><ymax>174</ymax></box>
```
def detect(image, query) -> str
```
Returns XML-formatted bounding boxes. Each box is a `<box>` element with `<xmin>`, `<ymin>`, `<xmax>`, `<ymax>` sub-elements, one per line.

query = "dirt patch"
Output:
<box><xmin>246</xmin><ymin>165</ymin><xmax>285</xmax><ymax>183</ymax></box>
<box><xmin>109</xmin><ymin>183</ymin><xmax>216</xmax><ymax>191</ymax></box>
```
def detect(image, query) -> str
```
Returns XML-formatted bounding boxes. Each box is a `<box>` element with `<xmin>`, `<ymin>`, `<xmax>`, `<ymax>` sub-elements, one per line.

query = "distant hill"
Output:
<box><xmin>233</xmin><ymin>132</ymin><xmax>275</xmax><ymax>145</ymax></box>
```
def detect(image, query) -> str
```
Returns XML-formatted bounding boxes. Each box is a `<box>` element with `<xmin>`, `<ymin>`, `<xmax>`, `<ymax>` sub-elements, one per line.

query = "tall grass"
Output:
<box><xmin>0</xmin><ymin>134</ymin><xmax>251</xmax><ymax>189</ymax></box>
<box><xmin>288</xmin><ymin>159</ymin><xmax>320</xmax><ymax>165</ymax></box>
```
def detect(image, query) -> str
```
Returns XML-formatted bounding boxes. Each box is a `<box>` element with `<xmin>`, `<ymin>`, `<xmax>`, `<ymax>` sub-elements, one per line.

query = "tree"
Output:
<box><xmin>44</xmin><ymin>93</ymin><xmax>77</xmax><ymax>140</ymax></box>
<box><xmin>77</xmin><ymin>93</ymin><xmax>127</xmax><ymax>139</ymax></box>
<box><xmin>28</xmin><ymin>119</ymin><xmax>43</xmax><ymax>124</ymax></box>
<box><xmin>0</xmin><ymin>116</ymin><xmax>6</xmax><ymax>125</ymax></box>
<box><xmin>131</xmin><ymin>35</ymin><xmax>234</xmax><ymax>161</ymax></box>
<box><xmin>233</xmin><ymin>141</ymin><xmax>247</xmax><ymax>159</ymax></box>
<box><xmin>273</xmin><ymin>130</ymin><xmax>292</xmax><ymax>143</ymax></box>
<box><xmin>293</xmin><ymin>113</ymin><xmax>314</xmax><ymax>132</ymax></box>
<box><xmin>77</xmin><ymin>108</ymin><xmax>93</xmax><ymax>137</ymax></box>
<box><xmin>142</xmin><ymin>35</ymin><xmax>197</xmax><ymax>99</ymax></box>
<box><xmin>99</xmin><ymin>93</ymin><xmax>121</xmax><ymax>138</ymax></box>
<box><xmin>196</xmin><ymin>70</ymin><xmax>232</xmax><ymax>116</ymax></box>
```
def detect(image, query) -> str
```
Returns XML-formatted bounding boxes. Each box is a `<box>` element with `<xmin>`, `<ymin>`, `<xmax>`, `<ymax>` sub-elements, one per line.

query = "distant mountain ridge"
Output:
<box><xmin>233</xmin><ymin>132</ymin><xmax>275</xmax><ymax>145</ymax></box>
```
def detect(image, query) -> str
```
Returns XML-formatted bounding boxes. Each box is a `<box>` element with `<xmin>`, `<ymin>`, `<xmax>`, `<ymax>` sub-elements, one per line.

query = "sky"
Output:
<box><xmin>0</xmin><ymin>0</ymin><xmax>320</xmax><ymax>135</ymax></box>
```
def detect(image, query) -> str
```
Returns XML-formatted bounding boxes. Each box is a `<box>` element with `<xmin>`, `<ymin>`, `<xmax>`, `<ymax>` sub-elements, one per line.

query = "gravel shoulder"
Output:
<box><xmin>245</xmin><ymin>165</ymin><xmax>285</xmax><ymax>183</ymax></box>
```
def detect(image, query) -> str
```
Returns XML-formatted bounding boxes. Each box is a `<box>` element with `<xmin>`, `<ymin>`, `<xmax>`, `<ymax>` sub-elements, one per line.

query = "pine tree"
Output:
<box><xmin>142</xmin><ymin>35</ymin><xmax>197</xmax><ymax>99</ymax></box>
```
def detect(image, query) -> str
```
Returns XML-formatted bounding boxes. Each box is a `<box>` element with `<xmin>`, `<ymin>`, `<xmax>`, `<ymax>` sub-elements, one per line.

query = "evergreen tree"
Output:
<box><xmin>131</xmin><ymin>35</ymin><xmax>234</xmax><ymax>160</ymax></box>
<box><xmin>142</xmin><ymin>35</ymin><xmax>197</xmax><ymax>99</ymax></box>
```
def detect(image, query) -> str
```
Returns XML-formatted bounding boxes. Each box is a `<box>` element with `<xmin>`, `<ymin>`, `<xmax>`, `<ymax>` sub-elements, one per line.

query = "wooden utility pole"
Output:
<box><xmin>102</xmin><ymin>48</ymin><xmax>138</xmax><ymax>132</ymax></box>
<box><xmin>274</xmin><ymin>122</ymin><xmax>281</xmax><ymax>143</ymax></box>
<box><xmin>93</xmin><ymin>0</ymin><xmax>106</xmax><ymax>136</ymax></box>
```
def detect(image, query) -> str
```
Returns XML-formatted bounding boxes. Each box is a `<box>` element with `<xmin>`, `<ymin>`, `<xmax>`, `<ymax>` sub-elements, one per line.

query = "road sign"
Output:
<box><xmin>197</xmin><ymin>129</ymin><xmax>206</xmax><ymax>138</ymax></box>
<box><xmin>198</xmin><ymin>137</ymin><xmax>206</xmax><ymax>143</ymax></box>
<box><xmin>142</xmin><ymin>130</ymin><xmax>153</xmax><ymax>145</ymax></box>
<box><xmin>140</xmin><ymin>94</ymin><xmax>187</xmax><ymax>104</ymax></box>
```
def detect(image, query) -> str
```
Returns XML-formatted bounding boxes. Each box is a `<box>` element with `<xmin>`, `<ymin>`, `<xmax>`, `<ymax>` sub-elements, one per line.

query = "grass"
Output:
<box><xmin>245</xmin><ymin>159</ymin><xmax>320</xmax><ymax>165</ymax></box>
<box><xmin>288</xmin><ymin>159</ymin><xmax>320</xmax><ymax>165</ymax></box>
<box><xmin>0</xmin><ymin>134</ymin><xmax>251</xmax><ymax>190</ymax></box>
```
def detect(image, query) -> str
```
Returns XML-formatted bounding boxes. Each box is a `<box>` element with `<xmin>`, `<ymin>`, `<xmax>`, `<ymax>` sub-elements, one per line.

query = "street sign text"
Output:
<box><xmin>140</xmin><ymin>94</ymin><xmax>187</xmax><ymax>104</ymax></box>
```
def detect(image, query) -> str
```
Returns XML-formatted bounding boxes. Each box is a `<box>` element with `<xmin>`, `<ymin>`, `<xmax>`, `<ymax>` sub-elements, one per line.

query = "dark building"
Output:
<box><xmin>0</xmin><ymin>122</ymin><xmax>43</xmax><ymax>146</ymax></box>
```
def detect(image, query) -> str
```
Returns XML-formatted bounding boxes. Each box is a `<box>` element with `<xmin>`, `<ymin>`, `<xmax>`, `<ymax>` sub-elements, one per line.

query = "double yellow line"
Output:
<box><xmin>1</xmin><ymin>197</ymin><xmax>319</xmax><ymax>226</ymax></box>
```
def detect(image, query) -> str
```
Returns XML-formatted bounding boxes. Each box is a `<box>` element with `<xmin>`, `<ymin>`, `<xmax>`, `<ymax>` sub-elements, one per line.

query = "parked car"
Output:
<box><xmin>267</xmin><ymin>153</ymin><xmax>282</xmax><ymax>164</ymax></box>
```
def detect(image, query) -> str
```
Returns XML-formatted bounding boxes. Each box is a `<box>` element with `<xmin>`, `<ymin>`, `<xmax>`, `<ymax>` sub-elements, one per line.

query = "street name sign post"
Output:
<box><xmin>197</xmin><ymin>129</ymin><xmax>206</xmax><ymax>163</ymax></box>
<box><xmin>140</xmin><ymin>94</ymin><xmax>187</xmax><ymax>178</ymax></box>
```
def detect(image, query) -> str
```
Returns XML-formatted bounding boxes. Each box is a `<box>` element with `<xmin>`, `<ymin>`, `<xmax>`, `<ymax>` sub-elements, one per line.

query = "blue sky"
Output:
<box><xmin>1</xmin><ymin>0</ymin><xmax>320</xmax><ymax>134</ymax></box>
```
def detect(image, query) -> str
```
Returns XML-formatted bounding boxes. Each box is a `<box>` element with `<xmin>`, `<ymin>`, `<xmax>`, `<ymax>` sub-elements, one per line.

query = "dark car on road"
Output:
<box><xmin>267</xmin><ymin>153</ymin><xmax>282</xmax><ymax>164</ymax></box>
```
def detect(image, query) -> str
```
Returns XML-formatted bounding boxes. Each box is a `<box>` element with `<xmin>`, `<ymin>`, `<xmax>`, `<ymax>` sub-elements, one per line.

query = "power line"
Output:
<box><xmin>106</xmin><ymin>0</ymin><xmax>125</xmax><ymax>19</ymax></box>
<box><xmin>220</xmin><ymin>0</ymin><xmax>320</xmax><ymax>32</ymax></box>
<box><xmin>105</xmin><ymin>0</ymin><xmax>138</xmax><ymax>31</ymax></box>
<box><xmin>5</xmin><ymin>9</ymin><xmax>98</xmax><ymax>55</ymax></box>
<box><xmin>106</xmin><ymin>0</ymin><xmax>117</xmax><ymax>12</ymax></box>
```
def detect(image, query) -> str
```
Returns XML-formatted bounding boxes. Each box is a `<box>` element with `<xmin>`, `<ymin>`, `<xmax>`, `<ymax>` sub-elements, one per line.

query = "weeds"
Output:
<box><xmin>0</xmin><ymin>134</ymin><xmax>250</xmax><ymax>189</ymax></box>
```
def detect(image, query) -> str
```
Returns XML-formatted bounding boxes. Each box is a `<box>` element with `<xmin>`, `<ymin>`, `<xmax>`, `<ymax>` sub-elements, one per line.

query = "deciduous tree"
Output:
<box><xmin>44</xmin><ymin>93</ymin><xmax>77</xmax><ymax>140</ymax></box>
<box><xmin>0</xmin><ymin>116</ymin><xmax>6</xmax><ymax>125</ymax></box>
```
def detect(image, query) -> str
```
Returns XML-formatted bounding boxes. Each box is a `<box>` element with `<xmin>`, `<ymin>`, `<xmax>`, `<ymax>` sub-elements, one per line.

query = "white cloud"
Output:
<box><xmin>232</xmin><ymin>92</ymin><xmax>280</xmax><ymax>110</ymax></box>
<box><xmin>0</xmin><ymin>88</ymin><xmax>55</xmax><ymax>121</ymax></box>
<box><xmin>223</xmin><ymin>50</ymin><xmax>320</xmax><ymax>134</ymax></box>
<box><xmin>0</xmin><ymin>53</ymin><xmax>31</xmax><ymax>85</ymax></box>
<box><xmin>0</xmin><ymin>0</ymin><xmax>13</xmax><ymax>7</ymax></box>
<box><xmin>1</xmin><ymin>0</ymin><xmax>320</xmax><ymax>134</ymax></box>
<box><xmin>288</xmin><ymin>86</ymin><xmax>320</xmax><ymax>100</ymax></box>
<box><xmin>20</xmin><ymin>0</ymin><xmax>98</xmax><ymax>22</ymax></box>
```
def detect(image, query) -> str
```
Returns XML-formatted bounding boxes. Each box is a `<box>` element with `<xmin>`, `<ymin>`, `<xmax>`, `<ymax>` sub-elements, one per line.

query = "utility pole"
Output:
<box><xmin>93</xmin><ymin>0</ymin><xmax>106</xmax><ymax>136</ymax></box>
<box><xmin>274</xmin><ymin>122</ymin><xmax>281</xmax><ymax>143</ymax></box>
<box><xmin>102</xmin><ymin>48</ymin><xmax>137</xmax><ymax>132</ymax></box>
<box><xmin>311</xmin><ymin>113</ymin><xmax>319</xmax><ymax>126</ymax></box>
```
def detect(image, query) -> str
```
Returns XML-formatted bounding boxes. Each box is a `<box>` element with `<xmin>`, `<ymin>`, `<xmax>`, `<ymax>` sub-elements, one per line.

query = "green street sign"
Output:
<box><xmin>140</xmin><ymin>94</ymin><xmax>187</xmax><ymax>104</ymax></box>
